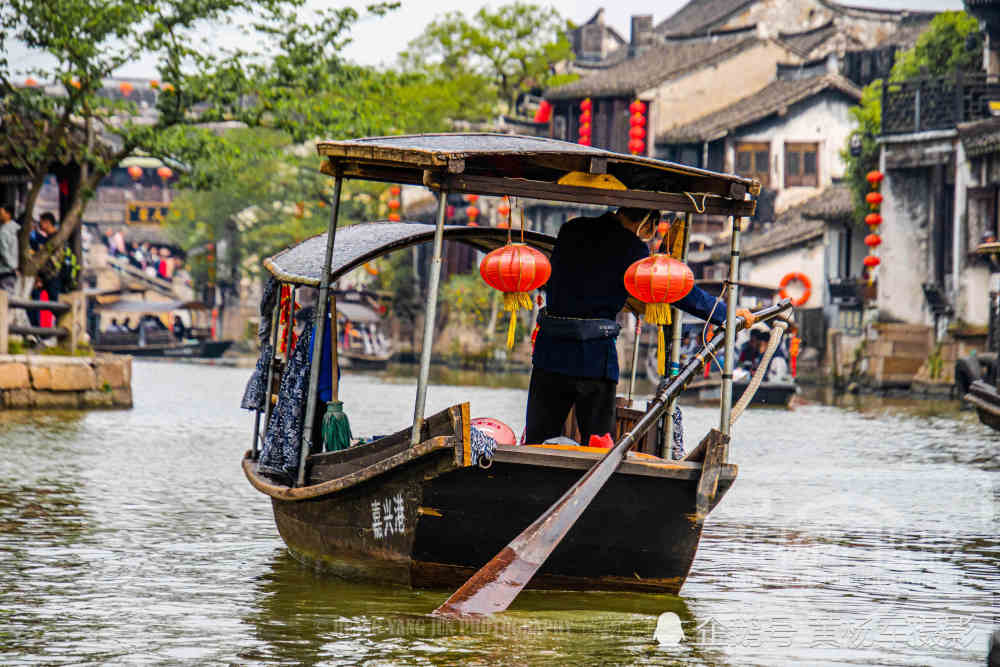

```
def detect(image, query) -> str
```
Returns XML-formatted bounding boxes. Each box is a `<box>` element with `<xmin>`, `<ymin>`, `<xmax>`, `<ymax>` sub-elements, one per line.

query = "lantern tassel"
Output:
<box><xmin>645</xmin><ymin>302</ymin><xmax>672</xmax><ymax>376</ymax></box>
<box><xmin>503</xmin><ymin>291</ymin><xmax>533</xmax><ymax>349</ymax></box>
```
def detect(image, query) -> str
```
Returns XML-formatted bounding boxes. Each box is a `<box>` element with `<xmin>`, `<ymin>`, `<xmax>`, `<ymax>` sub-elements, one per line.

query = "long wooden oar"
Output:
<box><xmin>433</xmin><ymin>300</ymin><xmax>792</xmax><ymax>617</ymax></box>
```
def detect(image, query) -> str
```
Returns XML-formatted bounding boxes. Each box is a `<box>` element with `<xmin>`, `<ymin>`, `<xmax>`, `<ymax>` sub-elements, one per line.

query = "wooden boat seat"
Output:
<box><xmin>561</xmin><ymin>397</ymin><xmax>664</xmax><ymax>455</ymax></box>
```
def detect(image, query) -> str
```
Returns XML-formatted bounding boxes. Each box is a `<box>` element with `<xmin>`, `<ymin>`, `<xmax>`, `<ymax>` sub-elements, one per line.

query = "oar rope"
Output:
<box><xmin>730</xmin><ymin>319</ymin><xmax>789</xmax><ymax>425</ymax></box>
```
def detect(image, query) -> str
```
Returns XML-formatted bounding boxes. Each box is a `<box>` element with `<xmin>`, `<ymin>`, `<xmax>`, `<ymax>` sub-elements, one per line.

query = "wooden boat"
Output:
<box><xmin>243</xmin><ymin>134</ymin><xmax>788</xmax><ymax>598</ymax></box>
<box><xmin>957</xmin><ymin>242</ymin><xmax>1000</xmax><ymax>431</ymax></box>
<box><xmin>90</xmin><ymin>299</ymin><xmax>234</xmax><ymax>358</ymax></box>
<box><xmin>965</xmin><ymin>379</ymin><xmax>1000</xmax><ymax>430</ymax></box>
<box><xmin>334</xmin><ymin>292</ymin><xmax>393</xmax><ymax>370</ymax></box>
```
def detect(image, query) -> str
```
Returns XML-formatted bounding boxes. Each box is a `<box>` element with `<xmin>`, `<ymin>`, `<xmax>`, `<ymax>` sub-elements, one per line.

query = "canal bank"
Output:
<box><xmin>0</xmin><ymin>354</ymin><xmax>132</xmax><ymax>409</ymax></box>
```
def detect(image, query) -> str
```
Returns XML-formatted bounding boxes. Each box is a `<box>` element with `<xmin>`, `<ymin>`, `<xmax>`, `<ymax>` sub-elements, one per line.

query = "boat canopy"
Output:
<box><xmin>317</xmin><ymin>133</ymin><xmax>758</xmax><ymax>217</ymax></box>
<box><xmin>336</xmin><ymin>301</ymin><xmax>380</xmax><ymax>324</ymax></box>
<box><xmin>264</xmin><ymin>222</ymin><xmax>554</xmax><ymax>286</ymax></box>
<box><xmin>92</xmin><ymin>299</ymin><xmax>210</xmax><ymax>313</ymax></box>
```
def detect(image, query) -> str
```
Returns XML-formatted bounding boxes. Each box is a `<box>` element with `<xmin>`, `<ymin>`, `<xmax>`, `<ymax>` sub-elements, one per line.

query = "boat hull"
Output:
<box><xmin>93</xmin><ymin>339</ymin><xmax>234</xmax><ymax>358</ymax></box>
<box><xmin>256</xmin><ymin>445</ymin><xmax>735</xmax><ymax>594</ymax></box>
<box><xmin>686</xmin><ymin>379</ymin><xmax>797</xmax><ymax>407</ymax></box>
<box><xmin>965</xmin><ymin>379</ymin><xmax>1000</xmax><ymax>431</ymax></box>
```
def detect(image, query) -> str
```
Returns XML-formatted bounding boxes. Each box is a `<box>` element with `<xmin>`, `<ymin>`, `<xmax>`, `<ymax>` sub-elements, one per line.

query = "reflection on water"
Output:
<box><xmin>0</xmin><ymin>361</ymin><xmax>996</xmax><ymax>665</ymax></box>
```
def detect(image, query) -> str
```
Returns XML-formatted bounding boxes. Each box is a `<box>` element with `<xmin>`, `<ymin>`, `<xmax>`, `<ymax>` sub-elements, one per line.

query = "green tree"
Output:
<box><xmin>401</xmin><ymin>2</ymin><xmax>576</xmax><ymax>114</ymax></box>
<box><xmin>0</xmin><ymin>0</ymin><xmax>389</xmax><ymax>292</ymax></box>
<box><xmin>842</xmin><ymin>11</ymin><xmax>980</xmax><ymax>218</ymax></box>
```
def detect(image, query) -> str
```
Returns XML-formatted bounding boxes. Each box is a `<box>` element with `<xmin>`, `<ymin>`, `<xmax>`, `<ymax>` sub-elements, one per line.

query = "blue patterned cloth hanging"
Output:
<box><xmin>240</xmin><ymin>342</ymin><xmax>273</xmax><ymax>411</ymax></box>
<box><xmin>469</xmin><ymin>427</ymin><xmax>497</xmax><ymax>466</ymax></box>
<box><xmin>257</xmin><ymin>335</ymin><xmax>311</xmax><ymax>484</ymax></box>
<box><xmin>671</xmin><ymin>406</ymin><xmax>685</xmax><ymax>460</ymax></box>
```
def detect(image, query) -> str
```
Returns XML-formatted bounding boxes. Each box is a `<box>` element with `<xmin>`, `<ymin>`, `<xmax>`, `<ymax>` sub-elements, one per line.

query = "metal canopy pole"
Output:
<box><xmin>663</xmin><ymin>212</ymin><xmax>693</xmax><ymax>455</ymax></box>
<box><xmin>298</xmin><ymin>171</ymin><xmax>343</xmax><ymax>486</ymax></box>
<box><xmin>252</xmin><ymin>299</ymin><xmax>282</xmax><ymax>459</ymax></box>
<box><xmin>720</xmin><ymin>215</ymin><xmax>742</xmax><ymax>442</ymax></box>
<box><xmin>412</xmin><ymin>189</ymin><xmax>449</xmax><ymax>446</ymax></box>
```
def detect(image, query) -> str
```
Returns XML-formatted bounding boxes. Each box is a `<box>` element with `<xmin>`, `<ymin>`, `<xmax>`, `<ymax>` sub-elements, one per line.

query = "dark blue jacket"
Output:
<box><xmin>532</xmin><ymin>214</ymin><xmax>728</xmax><ymax>382</ymax></box>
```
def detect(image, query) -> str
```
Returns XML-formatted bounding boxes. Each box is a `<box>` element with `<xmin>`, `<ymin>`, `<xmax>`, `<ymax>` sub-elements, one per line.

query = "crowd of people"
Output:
<box><xmin>0</xmin><ymin>205</ymin><xmax>79</xmax><ymax>328</ymax></box>
<box><xmin>102</xmin><ymin>229</ymin><xmax>182</xmax><ymax>282</ymax></box>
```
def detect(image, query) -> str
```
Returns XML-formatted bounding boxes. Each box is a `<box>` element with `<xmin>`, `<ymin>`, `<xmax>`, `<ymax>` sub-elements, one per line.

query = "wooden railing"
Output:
<box><xmin>882</xmin><ymin>73</ymin><xmax>1000</xmax><ymax>135</ymax></box>
<box><xmin>0</xmin><ymin>291</ymin><xmax>86</xmax><ymax>354</ymax></box>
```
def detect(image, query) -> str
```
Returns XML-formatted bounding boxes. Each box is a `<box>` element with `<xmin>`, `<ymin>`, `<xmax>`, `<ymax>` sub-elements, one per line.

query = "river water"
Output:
<box><xmin>0</xmin><ymin>361</ymin><xmax>997</xmax><ymax>665</ymax></box>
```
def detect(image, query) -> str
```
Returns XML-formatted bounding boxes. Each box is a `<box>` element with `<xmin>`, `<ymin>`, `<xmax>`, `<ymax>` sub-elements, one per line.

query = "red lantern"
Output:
<box><xmin>157</xmin><ymin>166</ymin><xmax>173</xmax><ymax>181</ymax></box>
<box><xmin>865</xmin><ymin>213</ymin><xmax>882</xmax><ymax>227</ymax></box>
<box><xmin>580</xmin><ymin>98</ymin><xmax>592</xmax><ymax>111</ymax></box>
<box><xmin>388</xmin><ymin>199</ymin><xmax>400</xmax><ymax>210</ymax></box>
<box><xmin>629</xmin><ymin>100</ymin><xmax>646</xmax><ymax>114</ymax></box>
<box><xmin>866</xmin><ymin>192</ymin><xmax>883</xmax><ymax>209</ymax></box>
<box><xmin>630</xmin><ymin>113</ymin><xmax>646</xmax><ymax>127</ymax></box>
<box><xmin>629</xmin><ymin>126</ymin><xmax>646</xmax><ymax>140</ymax></box>
<box><xmin>24</xmin><ymin>78</ymin><xmax>38</xmax><ymax>87</ymax></box>
<box><xmin>863</xmin><ymin>255</ymin><xmax>881</xmax><ymax>268</ymax></box>
<box><xmin>864</xmin><ymin>233</ymin><xmax>882</xmax><ymax>248</ymax></box>
<box><xmin>119</xmin><ymin>81</ymin><xmax>133</xmax><ymax>97</ymax></box>
<box><xmin>466</xmin><ymin>205</ymin><xmax>479</xmax><ymax>220</ymax></box>
<box><xmin>480</xmin><ymin>244</ymin><xmax>551</xmax><ymax>348</ymax></box>
<box><xmin>657</xmin><ymin>220</ymin><xmax>669</xmax><ymax>236</ymax></box>
<box><xmin>464</xmin><ymin>194</ymin><xmax>479</xmax><ymax>203</ymax></box>
<box><xmin>866</xmin><ymin>170</ymin><xmax>884</xmax><ymax>187</ymax></box>
<box><xmin>162</xmin><ymin>83</ymin><xmax>174</xmax><ymax>92</ymax></box>
<box><xmin>69</xmin><ymin>78</ymin><xmax>82</xmax><ymax>90</ymax></box>
<box><xmin>534</xmin><ymin>99</ymin><xmax>552</xmax><ymax>123</ymax></box>
<box><xmin>388</xmin><ymin>212</ymin><xmax>401</xmax><ymax>222</ymax></box>
<box><xmin>624</xmin><ymin>254</ymin><xmax>694</xmax><ymax>375</ymax></box>
<box><xmin>578</xmin><ymin>122</ymin><xmax>591</xmax><ymax>135</ymax></box>
<box><xmin>389</xmin><ymin>185</ymin><xmax>401</xmax><ymax>196</ymax></box>
<box><xmin>446</xmin><ymin>205</ymin><xmax>455</xmax><ymax>218</ymax></box>
<box><xmin>127</xmin><ymin>165</ymin><xmax>142</xmax><ymax>181</ymax></box>
<box><xmin>629</xmin><ymin>138</ymin><xmax>645</xmax><ymax>154</ymax></box>
<box><xmin>497</xmin><ymin>202</ymin><xmax>510</xmax><ymax>217</ymax></box>
<box><xmin>150</xmin><ymin>80</ymin><xmax>159</xmax><ymax>89</ymax></box>
<box><xmin>580</xmin><ymin>109</ymin><xmax>591</xmax><ymax>123</ymax></box>
<box><xmin>579</xmin><ymin>136</ymin><xmax>591</xmax><ymax>146</ymax></box>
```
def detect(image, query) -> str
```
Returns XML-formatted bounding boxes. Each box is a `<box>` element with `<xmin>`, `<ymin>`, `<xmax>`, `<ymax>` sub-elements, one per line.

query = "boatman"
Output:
<box><xmin>525</xmin><ymin>207</ymin><xmax>755</xmax><ymax>446</ymax></box>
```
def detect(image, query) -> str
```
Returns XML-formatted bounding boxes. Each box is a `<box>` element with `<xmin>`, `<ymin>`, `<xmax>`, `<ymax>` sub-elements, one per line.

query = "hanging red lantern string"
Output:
<box><xmin>388</xmin><ymin>185</ymin><xmax>401</xmax><ymax>222</ymax></box>
<box><xmin>624</xmin><ymin>254</ymin><xmax>694</xmax><ymax>375</ymax></box>
<box><xmin>480</xmin><ymin>244</ymin><xmax>551</xmax><ymax>348</ymax></box>
<box><xmin>628</xmin><ymin>100</ymin><xmax>646</xmax><ymax>155</ymax></box>
<box><xmin>497</xmin><ymin>196</ymin><xmax>510</xmax><ymax>229</ymax></box>
<box><xmin>862</xmin><ymin>171</ymin><xmax>884</xmax><ymax>285</ymax></box>
<box><xmin>278</xmin><ymin>285</ymin><xmax>298</xmax><ymax>355</ymax></box>
<box><xmin>466</xmin><ymin>205</ymin><xmax>479</xmax><ymax>226</ymax></box>
<box><xmin>578</xmin><ymin>98</ymin><xmax>592</xmax><ymax>146</ymax></box>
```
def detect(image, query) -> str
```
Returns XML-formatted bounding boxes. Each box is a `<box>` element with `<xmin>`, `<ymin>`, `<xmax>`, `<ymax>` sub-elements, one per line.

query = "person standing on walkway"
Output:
<box><xmin>0</xmin><ymin>204</ymin><xmax>20</xmax><ymax>294</ymax></box>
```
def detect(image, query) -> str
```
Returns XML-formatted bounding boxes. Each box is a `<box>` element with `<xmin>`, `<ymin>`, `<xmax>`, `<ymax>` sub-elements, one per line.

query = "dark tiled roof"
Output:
<box><xmin>742</xmin><ymin>185</ymin><xmax>852</xmax><ymax>258</ymax></box>
<box><xmin>778</xmin><ymin>21</ymin><xmax>836</xmax><ymax>57</ymax></box>
<box><xmin>959</xmin><ymin>116</ymin><xmax>1000</xmax><ymax>157</ymax></box>
<box><xmin>547</xmin><ymin>34</ymin><xmax>759</xmax><ymax>100</ymax></box>
<box><xmin>657</xmin><ymin>73</ymin><xmax>862</xmax><ymax>143</ymax></box>
<box><xmin>654</xmin><ymin>0</ymin><xmax>756</xmax><ymax>37</ymax></box>
<box><xmin>875</xmin><ymin>13</ymin><xmax>934</xmax><ymax>50</ymax></box>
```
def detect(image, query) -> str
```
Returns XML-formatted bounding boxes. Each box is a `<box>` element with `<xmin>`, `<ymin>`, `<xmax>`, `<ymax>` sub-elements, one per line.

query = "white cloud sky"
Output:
<box><xmin>6</xmin><ymin>0</ymin><xmax>967</xmax><ymax>79</ymax></box>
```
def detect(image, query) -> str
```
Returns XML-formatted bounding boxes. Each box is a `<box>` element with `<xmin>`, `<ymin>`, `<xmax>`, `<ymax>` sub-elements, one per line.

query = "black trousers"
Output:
<box><xmin>525</xmin><ymin>367</ymin><xmax>616</xmax><ymax>446</ymax></box>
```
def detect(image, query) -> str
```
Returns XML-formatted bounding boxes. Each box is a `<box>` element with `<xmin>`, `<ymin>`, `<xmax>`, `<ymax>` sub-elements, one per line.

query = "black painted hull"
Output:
<box><xmin>93</xmin><ymin>339</ymin><xmax>234</xmax><ymax>358</ymax></box>
<box><xmin>686</xmin><ymin>379</ymin><xmax>797</xmax><ymax>407</ymax></box>
<box><xmin>253</xmin><ymin>444</ymin><xmax>735</xmax><ymax>594</ymax></box>
<box><xmin>965</xmin><ymin>380</ymin><xmax>1000</xmax><ymax>431</ymax></box>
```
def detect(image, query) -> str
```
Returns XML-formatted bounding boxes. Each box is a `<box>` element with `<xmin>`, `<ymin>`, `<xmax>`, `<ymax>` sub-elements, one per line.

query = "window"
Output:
<box><xmin>735</xmin><ymin>142</ymin><xmax>770</xmax><ymax>187</ymax></box>
<box><xmin>785</xmin><ymin>142</ymin><xmax>819</xmax><ymax>187</ymax></box>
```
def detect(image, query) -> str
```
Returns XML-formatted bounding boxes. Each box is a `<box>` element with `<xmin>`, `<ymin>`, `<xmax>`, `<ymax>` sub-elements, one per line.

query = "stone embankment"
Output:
<box><xmin>0</xmin><ymin>354</ymin><xmax>132</xmax><ymax>409</ymax></box>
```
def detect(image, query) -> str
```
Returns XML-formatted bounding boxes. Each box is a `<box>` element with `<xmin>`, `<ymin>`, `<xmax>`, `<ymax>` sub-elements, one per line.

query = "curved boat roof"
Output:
<box><xmin>264</xmin><ymin>222</ymin><xmax>555</xmax><ymax>286</ymax></box>
<box><xmin>316</xmin><ymin>133</ymin><xmax>757</xmax><ymax>217</ymax></box>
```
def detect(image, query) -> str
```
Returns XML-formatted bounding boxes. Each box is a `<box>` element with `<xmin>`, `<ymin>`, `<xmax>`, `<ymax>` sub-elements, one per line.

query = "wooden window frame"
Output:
<box><xmin>735</xmin><ymin>141</ymin><xmax>770</xmax><ymax>187</ymax></box>
<box><xmin>785</xmin><ymin>142</ymin><xmax>819</xmax><ymax>188</ymax></box>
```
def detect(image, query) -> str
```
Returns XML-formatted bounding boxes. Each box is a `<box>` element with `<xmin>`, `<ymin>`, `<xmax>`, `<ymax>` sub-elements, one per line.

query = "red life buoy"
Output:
<box><xmin>779</xmin><ymin>272</ymin><xmax>811</xmax><ymax>307</ymax></box>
